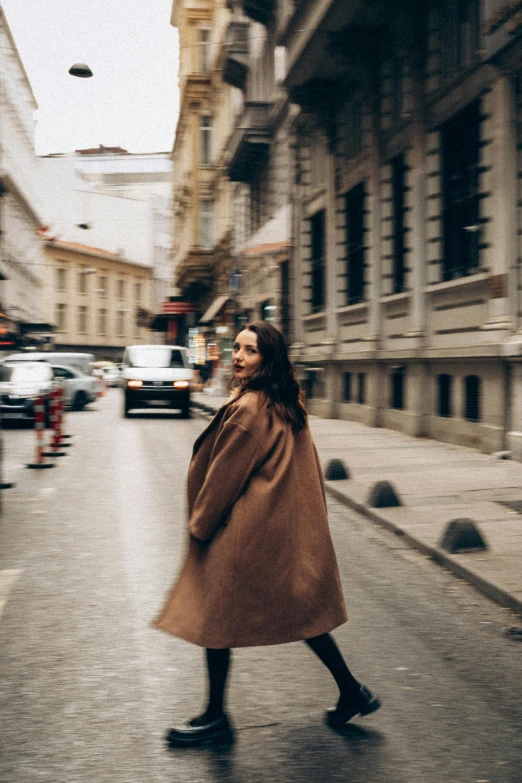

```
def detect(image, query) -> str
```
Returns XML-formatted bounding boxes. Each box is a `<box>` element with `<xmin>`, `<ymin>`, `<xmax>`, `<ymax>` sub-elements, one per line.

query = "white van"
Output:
<box><xmin>4</xmin><ymin>352</ymin><xmax>95</xmax><ymax>376</ymax></box>
<box><xmin>121</xmin><ymin>344</ymin><xmax>193</xmax><ymax>418</ymax></box>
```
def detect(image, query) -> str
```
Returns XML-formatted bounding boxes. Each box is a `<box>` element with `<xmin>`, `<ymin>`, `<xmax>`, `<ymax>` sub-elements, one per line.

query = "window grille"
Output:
<box><xmin>391</xmin><ymin>154</ymin><xmax>407</xmax><ymax>293</ymax></box>
<box><xmin>390</xmin><ymin>366</ymin><xmax>406</xmax><ymax>410</ymax></box>
<box><xmin>441</xmin><ymin>100</ymin><xmax>481</xmax><ymax>280</ymax></box>
<box><xmin>346</xmin><ymin>182</ymin><xmax>366</xmax><ymax>304</ymax></box>
<box><xmin>310</xmin><ymin>210</ymin><xmax>326</xmax><ymax>313</ymax></box>
<box><xmin>357</xmin><ymin>372</ymin><xmax>366</xmax><ymax>404</ymax></box>
<box><xmin>343</xmin><ymin>372</ymin><xmax>352</xmax><ymax>402</ymax></box>
<box><xmin>464</xmin><ymin>375</ymin><xmax>481</xmax><ymax>421</ymax></box>
<box><xmin>438</xmin><ymin>374</ymin><xmax>452</xmax><ymax>417</ymax></box>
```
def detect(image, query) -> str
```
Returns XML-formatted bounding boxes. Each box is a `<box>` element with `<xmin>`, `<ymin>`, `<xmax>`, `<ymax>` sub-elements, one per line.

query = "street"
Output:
<box><xmin>0</xmin><ymin>390</ymin><xmax>521</xmax><ymax>783</ymax></box>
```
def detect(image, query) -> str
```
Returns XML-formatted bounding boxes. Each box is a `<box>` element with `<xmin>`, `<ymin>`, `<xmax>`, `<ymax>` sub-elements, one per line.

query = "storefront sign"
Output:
<box><xmin>161</xmin><ymin>301</ymin><xmax>194</xmax><ymax>314</ymax></box>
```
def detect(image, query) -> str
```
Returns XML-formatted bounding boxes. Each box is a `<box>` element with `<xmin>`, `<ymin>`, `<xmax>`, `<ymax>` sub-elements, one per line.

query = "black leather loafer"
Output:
<box><xmin>166</xmin><ymin>713</ymin><xmax>234</xmax><ymax>747</ymax></box>
<box><xmin>325</xmin><ymin>685</ymin><xmax>381</xmax><ymax>728</ymax></box>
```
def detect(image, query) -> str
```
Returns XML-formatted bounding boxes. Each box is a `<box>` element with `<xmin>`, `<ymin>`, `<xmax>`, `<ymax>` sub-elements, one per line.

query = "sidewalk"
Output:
<box><xmin>192</xmin><ymin>392</ymin><xmax>522</xmax><ymax>618</ymax></box>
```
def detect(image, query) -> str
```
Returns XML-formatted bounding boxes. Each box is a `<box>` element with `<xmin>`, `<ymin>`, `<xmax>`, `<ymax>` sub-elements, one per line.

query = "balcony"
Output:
<box><xmin>242</xmin><ymin>0</ymin><xmax>275</xmax><ymax>26</ymax></box>
<box><xmin>181</xmin><ymin>73</ymin><xmax>211</xmax><ymax>107</ymax></box>
<box><xmin>222</xmin><ymin>21</ymin><xmax>249</xmax><ymax>90</ymax></box>
<box><xmin>175</xmin><ymin>249</ymin><xmax>215</xmax><ymax>301</ymax></box>
<box><xmin>282</xmin><ymin>0</ymin><xmax>388</xmax><ymax>90</ymax></box>
<box><xmin>227</xmin><ymin>102</ymin><xmax>273</xmax><ymax>182</ymax></box>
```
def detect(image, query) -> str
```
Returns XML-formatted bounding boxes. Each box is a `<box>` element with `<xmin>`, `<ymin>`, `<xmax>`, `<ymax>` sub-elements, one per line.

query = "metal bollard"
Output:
<box><xmin>27</xmin><ymin>395</ymin><xmax>55</xmax><ymax>469</ymax></box>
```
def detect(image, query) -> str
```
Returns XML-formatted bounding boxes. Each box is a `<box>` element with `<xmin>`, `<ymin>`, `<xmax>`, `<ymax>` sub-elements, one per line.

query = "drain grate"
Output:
<box><xmin>496</xmin><ymin>499</ymin><xmax>522</xmax><ymax>513</ymax></box>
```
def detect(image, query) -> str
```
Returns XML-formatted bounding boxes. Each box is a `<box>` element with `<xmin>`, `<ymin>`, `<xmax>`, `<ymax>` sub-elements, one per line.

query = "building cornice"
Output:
<box><xmin>44</xmin><ymin>241</ymin><xmax>153</xmax><ymax>273</ymax></box>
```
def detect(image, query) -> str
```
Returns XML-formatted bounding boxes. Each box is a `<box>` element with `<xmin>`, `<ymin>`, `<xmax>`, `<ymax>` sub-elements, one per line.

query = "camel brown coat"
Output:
<box><xmin>154</xmin><ymin>391</ymin><xmax>348</xmax><ymax>648</ymax></box>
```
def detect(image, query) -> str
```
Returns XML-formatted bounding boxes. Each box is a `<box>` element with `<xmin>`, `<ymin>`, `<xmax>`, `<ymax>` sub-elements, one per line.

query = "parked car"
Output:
<box><xmin>120</xmin><ymin>344</ymin><xmax>193</xmax><ymax>418</ymax></box>
<box><xmin>50</xmin><ymin>365</ymin><xmax>98</xmax><ymax>410</ymax></box>
<box><xmin>3</xmin><ymin>351</ymin><xmax>95</xmax><ymax>376</ymax></box>
<box><xmin>0</xmin><ymin>362</ymin><xmax>55</xmax><ymax>422</ymax></box>
<box><xmin>94</xmin><ymin>364</ymin><xmax>121</xmax><ymax>387</ymax></box>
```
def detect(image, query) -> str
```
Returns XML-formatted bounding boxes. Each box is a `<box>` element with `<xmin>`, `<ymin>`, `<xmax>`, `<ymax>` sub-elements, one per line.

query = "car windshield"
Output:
<box><xmin>0</xmin><ymin>364</ymin><xmax>52</xmax><ymax>383</ymax></box>
<box><xmin>127</xmin><ymin>347</ymin><xmax>185</xmax><ymax>369</ymax></box>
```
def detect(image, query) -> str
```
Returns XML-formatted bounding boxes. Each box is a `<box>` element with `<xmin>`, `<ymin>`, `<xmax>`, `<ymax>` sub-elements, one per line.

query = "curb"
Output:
<box><xmin>325</xmin><ymin>482</ymin><xmax>522</xmax><ymax>619</ymax></box>
<box><xmin>190</xmin><ymin>400</ymin><xmax>217</xmax><ymax>417</ymax></box>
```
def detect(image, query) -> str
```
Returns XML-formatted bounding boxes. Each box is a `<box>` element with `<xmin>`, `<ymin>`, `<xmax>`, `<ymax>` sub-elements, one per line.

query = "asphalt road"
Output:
<box><xmin>0</xmin><ymin>390</ymin><xmax>521</xmax><ymax>783</ymax></box>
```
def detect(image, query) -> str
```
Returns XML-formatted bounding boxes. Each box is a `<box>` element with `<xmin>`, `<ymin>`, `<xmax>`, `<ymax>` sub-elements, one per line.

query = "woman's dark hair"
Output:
<box><xmin>235</xmin><ymin>321</ymin><xmax>307</xmax><ymax>432</ymax></box>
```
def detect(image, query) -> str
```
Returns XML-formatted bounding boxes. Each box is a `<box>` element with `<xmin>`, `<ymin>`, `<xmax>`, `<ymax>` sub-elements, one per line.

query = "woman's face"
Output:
<box><xmin>232</xmin><ymin>330</ymin><xmax>263</xmax><ymax>382</ymax></box>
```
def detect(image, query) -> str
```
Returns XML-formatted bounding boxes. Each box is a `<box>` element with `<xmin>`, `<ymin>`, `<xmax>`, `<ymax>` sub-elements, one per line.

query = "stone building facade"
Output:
<box><xmin>0</xmin><ymin>6</ymin><xmax>46</xmax><ymax>348</ymax></box>
<box><xmin>269</xmin><ymin>0</ymin><xmax>522</xmax><ymax>458</ymax></box>
<box><xmin>223</xmin><ymin>0</ymin><xmax>294</xmax><ymax>342</ymax></box>
<box><xmin>41</xmin><ymin>239</ymin><xmax>153</xmax><ymax>361</ymax></box>
<box><xmin>170</xmin><ymin>0</ymin><xmax>238</xmax><ymax>360</ymax></box>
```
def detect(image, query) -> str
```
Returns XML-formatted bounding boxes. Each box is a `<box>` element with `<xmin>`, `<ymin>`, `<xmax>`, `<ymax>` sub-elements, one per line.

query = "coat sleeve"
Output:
<box><xmin>189</xmin><ymin>421</ymin><xmax>263</xmax><ymax>542</ymax></box>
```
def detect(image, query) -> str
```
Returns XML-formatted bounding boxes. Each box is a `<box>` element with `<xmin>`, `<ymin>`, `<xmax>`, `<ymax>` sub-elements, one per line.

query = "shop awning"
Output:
<box><xmin>199</xmin><ymin>294</ymin><xmax>230</xmax><ymax>325</ymax></box>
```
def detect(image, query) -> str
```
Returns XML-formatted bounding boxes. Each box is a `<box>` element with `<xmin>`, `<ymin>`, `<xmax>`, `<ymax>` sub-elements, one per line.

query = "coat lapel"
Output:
<box><xmin>192</xmin><ymin>402</ymin><xmax>231</xmax><ymax>455</ymax></box>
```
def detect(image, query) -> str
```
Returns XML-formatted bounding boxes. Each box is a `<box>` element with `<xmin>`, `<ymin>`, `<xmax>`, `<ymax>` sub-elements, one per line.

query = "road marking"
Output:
<box><xmin>0</xmin><ymin>569</ymin><xmax>22</xmax><ymax>620</ymax></box>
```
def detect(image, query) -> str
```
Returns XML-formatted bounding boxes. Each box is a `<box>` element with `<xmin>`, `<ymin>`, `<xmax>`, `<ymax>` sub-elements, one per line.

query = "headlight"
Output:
<box><xmin>173</xmin><ymin>380</ymin><xmax>189</xmax><ymax>388</ymax></box>
<box><xmin>127</xmin><ymin>380</ymin><xmax>143</xmax><ymax>388</ymax></box>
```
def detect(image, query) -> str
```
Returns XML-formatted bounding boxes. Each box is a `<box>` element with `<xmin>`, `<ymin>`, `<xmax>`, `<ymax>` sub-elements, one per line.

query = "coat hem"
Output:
<box><xmin>152</xmin><ymin>613</ymin><xmax>348</xmax><ymax>649</ymax></box>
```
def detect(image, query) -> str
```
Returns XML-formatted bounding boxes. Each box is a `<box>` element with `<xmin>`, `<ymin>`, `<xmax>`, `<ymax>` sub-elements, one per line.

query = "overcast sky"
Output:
<box><xmin>2</xmin><ymin>0</ymin><xmax>179</xmax><ymax>154</ymax></box>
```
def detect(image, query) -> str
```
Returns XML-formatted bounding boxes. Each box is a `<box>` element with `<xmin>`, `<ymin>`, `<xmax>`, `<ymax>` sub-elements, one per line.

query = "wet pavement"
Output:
<box><xmin>0</xmin><ymin>389</ymin><xmax>521</xmax><ymax>782</ymax></box>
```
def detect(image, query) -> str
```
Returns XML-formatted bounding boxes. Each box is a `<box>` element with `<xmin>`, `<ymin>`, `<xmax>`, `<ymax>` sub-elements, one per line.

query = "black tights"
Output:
<box><xmin>202</xmin><ymin>633</ymin><xmax>360</xmax><ymax>719</ymax></box>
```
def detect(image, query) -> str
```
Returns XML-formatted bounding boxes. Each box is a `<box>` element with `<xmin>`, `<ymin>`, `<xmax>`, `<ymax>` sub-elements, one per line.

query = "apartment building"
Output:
<box><xmin>0</xmin><ymin>6</ymin><xmax>46</xmax><ymax>348</ymax></box>
<box><xmin>260</xmin><ymin>0</ymin><xmax>522</xmax><ymax>458</ymax></box>
<box><xmin>170</xmin><ymin>0</ymin><xmax>239</xmax><ymax>359</ymax></box>
<box><xmin>223</xmin><ymin>0</ymin><xmax>293</xmax><ymax>342</ymax></box>
<box><xmin>42</xmin><ymin>239</ymin><xmax>153</xmax><ymax>360</ymax></box>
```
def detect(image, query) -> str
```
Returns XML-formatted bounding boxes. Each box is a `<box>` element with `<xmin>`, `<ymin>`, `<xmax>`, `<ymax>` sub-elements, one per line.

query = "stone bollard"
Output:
<box><xmin>367</xmin><ymin>480</ymin><xmax>402</xmax><ymax>508</ymax></box>
<box><xmin>324</xmin><ymin>459</ymin><xmax>350</xmax><ymax>481</ymax></box>
<box><xmin>440</xmin><ymin>519</ymin><xmax>488</xmax><ymax>554</ymax></box>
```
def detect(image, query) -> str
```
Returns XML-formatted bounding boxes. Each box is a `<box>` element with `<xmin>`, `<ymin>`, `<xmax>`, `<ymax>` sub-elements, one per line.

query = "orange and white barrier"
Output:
<box><xmin>27</xmin><ymin>395</ymin><xmax>55</xmax><ymax>469</ymax></box>
<box><xmin>43</xmin><ymin>389</ymin><xmax>66</xmax><ymax>458</ymax></box>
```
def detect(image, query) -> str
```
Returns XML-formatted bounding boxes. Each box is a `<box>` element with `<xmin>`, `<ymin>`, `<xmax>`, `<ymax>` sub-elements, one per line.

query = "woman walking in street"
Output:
<box><xmin>154</xmin><ymin>321</ymin><xmax>381</xmax><ymax>747</ymax></box>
